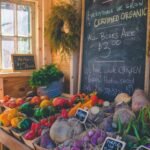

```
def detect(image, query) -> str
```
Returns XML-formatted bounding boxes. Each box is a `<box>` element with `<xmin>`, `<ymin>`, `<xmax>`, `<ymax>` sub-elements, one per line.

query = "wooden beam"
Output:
<box><xmin>0</xmin><ymin>129</ymin><xmax>31</xmax><ymax>150</ymax></box>
<box><xmin>78</xmin><ymin>0</ymin><xmax>85</xmax><ymax>92</ymax></box>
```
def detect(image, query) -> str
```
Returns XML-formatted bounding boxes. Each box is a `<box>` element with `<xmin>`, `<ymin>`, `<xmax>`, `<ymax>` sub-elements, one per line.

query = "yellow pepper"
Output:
<box><xmin>0</xmin><ymin>113</ymin><xmax>10</xmax><ymax>127</ymax></box>
<box><xmin>40</xmin><ymin>100</ymin><xmax>51</xmax><ymax>108</ymax></box>
<box><xmin>2</xmin><ymin>119</ymin><xmax>10</xmax><ymax>127</ymax></box>
<box><xmin>7</xmin><ymin>109</ymin><xmax>18</xmax><ymax>120</ymax></box>
<box><xmin>11</xmin><ymin>117</ymin><xmax>24</xmax><ymax>128</ymax></box>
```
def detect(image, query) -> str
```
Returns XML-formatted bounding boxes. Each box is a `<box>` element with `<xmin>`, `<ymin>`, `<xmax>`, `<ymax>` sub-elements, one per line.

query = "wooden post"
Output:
<box><xmin>145</xmin><ymin>0</ymin><xmax>150</xmax><ymax>97</ymax></box>
<box><xmin>78</xmin><ymin>0</ymin><xmax>85</xmax><ymax>92</ymax></box>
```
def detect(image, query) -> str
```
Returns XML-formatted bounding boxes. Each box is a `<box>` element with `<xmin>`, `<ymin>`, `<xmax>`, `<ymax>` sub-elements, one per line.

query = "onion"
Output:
<box><xmin>88</xmin><ymin>130</ymin><xmax>95</xmax><ymax>137</ymax></box>
<box><xmin>82</xmin><ymin>135</ymin><xmax>90</xmax><ymax>142</ymax></box>
<box><xmin>90</xmin><ymin>135</ymin><xmax>98</xmax><ymax>146</ymax></box>
<box><xmin>73</xmin><ymin>140</ymin><xmax>83</xmax><ymax>148</ymax></box>
<box><xmin>71</xmin><ymin>147</ymin><xmax>80</xmax><ymax>150</ymax></box>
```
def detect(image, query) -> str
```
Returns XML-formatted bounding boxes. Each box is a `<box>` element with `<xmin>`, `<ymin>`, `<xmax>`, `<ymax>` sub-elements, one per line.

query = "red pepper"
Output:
<box><xmin>61</xmin><ymin>109</ymin><xmax>68</xmax><ymax>118</ymax></box>
<box><xmin>24</xmin><ymin>130</ymin><xmax>36</xmax><ymax>140</ymax></box>
<box><xmin>38</xmin><ymin>128</ymin><xmax>42</xmax><ymax>136</ymax></box>
<box><xmin>53</xmin><ymin>97</ymin><xmax>69</xmax><ymax>107</ymax></box>
<box><xmin>31</xmin><ymin>123</ymin><xmax>36</xmax><ymax>132</ymax></box>
<box><xmin>70</xmin><ymin>95</ymin><xmax>78</xmax><ymax>103</ymax></box>
<box><xmin>40</xmin><ymin>118</ymin><xmax>47</xmax><ymax>125</ymax></box>
<box><xmin>97</xmin><ymin>99</ymin><xmax>104</xmax><ymax>105</ymax></box>
<box><xmin>91</xmin><ymin>95</ymin><xmax>99</xmax><ymax>105</ymax></box>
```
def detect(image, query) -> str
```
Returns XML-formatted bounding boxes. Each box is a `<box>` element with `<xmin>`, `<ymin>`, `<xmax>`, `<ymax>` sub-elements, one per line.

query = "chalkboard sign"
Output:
<box><xmin>75</xmin><ymin>108</ymin><xmax>88</xmax><ymax>123</ymax></box>
<box><xmin>137</xmin><ymin>146</ymin><xmax>150</xmax><ymax>150</ymax></box>
<box><xmin>101</xmin><ymin>137</ymin><xmax>126</xmax><ymax>150</ymax></box>
<box><xmin>79</xmin><ymin>0</ymin><xmax>148</xmax><ymax>101</ymax></box>
<box><xmin>12</xmin><ymin>54</ymin><xmax>36</xmax><ymax>71</ymax></box>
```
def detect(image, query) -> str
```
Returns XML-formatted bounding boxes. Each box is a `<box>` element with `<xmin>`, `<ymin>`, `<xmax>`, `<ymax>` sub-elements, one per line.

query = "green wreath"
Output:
<box><xmin>46</xmin><ymin>3</ymin><xmax>81</xmax><ymax>54</ymax></box>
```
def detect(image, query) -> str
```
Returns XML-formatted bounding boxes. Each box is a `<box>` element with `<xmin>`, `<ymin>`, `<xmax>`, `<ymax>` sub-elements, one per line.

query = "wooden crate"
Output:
<box><xmin>10</xmin><ymin>128</ymin><xmax>27</xmax><ymax>141</ymax></box>
<box><xmin>0</xmin><ymin>126</ymin><xmax>12</xmax><ymax>134</ymax></box>
<box><xmin>22</xmin><ymin>135</ymin><xmax>39</xmax><ymax>149</ymax></box>
<box><xmin>0</xmin><ymin>75</ymin><xmax>31</xmax><ymax>99</ymax></box>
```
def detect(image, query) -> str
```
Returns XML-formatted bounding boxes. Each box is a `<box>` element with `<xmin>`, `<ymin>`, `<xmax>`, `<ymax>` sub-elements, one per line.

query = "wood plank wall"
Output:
<box><xmin>49</xmin><ymin>0</ymin><xmax>72</xmax><ymax>93</ymax></box>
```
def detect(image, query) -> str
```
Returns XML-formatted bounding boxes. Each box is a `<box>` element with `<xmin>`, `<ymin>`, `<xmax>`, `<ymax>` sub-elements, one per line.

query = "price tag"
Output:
<box><xmin>75</xmin><ymin>108</ymin><xmax>88</xmax><ymax>123</ymax></box>
<box><xmin>101</xmin><ymin>137</ymin><xmax>126</xmax><ymax>150</ymax></box>
<box><xmin>137</xmin><ymin>146</ymin><xmax>150</xmax><ymax>150</ymax></box>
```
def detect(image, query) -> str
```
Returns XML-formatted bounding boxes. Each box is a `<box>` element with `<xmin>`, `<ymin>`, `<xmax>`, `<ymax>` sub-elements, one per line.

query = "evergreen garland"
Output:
<box><xmin>46</xmin><ymin>3</ymin><xmax>81</xmax><ymax>54</ymax></box>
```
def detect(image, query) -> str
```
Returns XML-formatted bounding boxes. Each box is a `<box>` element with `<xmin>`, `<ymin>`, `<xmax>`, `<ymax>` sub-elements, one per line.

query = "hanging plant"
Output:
<box><xmin>46</xmin><ymin>3</ymin><xmax>81</xmax><ymax>55</ymax></box>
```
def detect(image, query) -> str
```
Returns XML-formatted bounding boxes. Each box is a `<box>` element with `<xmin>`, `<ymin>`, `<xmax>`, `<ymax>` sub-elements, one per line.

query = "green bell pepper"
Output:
<box><xmin>17</xmin><ymin>118</ymin><xmax>32</xmax><ymax>131</ymax></box>
<box><xmin>40</xmin><ymin>107</ymin><xmax>50</xmax><ymax>118</ymax></box>
<box><xmin>48</xmin><ymin>106</ymin><xmax>57</xmax><ymax>115</ymax></box>
<box><xmin>19</xmin><ymin>102</ymin><xmax>34</xmax><ymax>116</ymax></box>
<box><xmin>34</xmin><ymin>108</ymin><xmax>42</xmax><ymax>119</ymax></box>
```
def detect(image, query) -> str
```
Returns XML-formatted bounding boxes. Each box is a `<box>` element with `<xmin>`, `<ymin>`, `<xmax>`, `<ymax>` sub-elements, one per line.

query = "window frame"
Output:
<box><xmin>0</xmin><ymin>0</ymin><xmax>36</xmax><ymax>71</ymax></box>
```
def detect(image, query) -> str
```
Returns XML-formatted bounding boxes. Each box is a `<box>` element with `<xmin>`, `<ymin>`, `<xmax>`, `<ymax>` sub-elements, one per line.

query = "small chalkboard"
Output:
<box><xmin>75</xmin><ymin>108</ymin><xmax>88</xmax><ymax>123</ymax></box>
<box><xmin>137</xmin><ymin>146</ymin><xmax>150</xmax><ymax>150</ymax></box>
<box><xmin>11</xmin><ymin>54</ymin><xmax>36</xmax><ymax>71</ymax></box>
<box><xmin>101</xmin><ymin>137</ymin><xmax>126</xmax><ymax>150</ymax></box>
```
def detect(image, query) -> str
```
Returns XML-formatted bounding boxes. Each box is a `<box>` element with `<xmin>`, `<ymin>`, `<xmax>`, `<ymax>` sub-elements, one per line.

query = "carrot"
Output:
<box><xmin>80</xmin><ymin>100</ymin><xmax>92</xmax><ymax>109</ymax></box>
<box><xmin>68</xmin><ymin>102</ymin><xmax>82</xmax><ymax>117</ymax></box>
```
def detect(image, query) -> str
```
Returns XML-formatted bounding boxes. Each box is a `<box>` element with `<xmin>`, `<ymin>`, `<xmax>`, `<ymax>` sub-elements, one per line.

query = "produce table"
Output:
<box><xmin>0</xmin><ymin>129</ymin><xmax>32</xmax><ymax>150</ymax></box>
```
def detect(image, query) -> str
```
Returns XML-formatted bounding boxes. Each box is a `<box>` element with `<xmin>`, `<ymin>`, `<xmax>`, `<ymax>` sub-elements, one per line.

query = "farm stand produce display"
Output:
<box><xmin>0</xmin><ymin>90</ymin><xmax>149</xmax><ymax>150</ymax></box>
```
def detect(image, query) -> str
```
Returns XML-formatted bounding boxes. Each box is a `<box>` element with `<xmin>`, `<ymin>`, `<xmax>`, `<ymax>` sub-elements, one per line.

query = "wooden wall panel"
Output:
<box><xmin>51</xmin><ymin>52</ymin><xmax>70</xmax><ymax>93</ymax></box>
<box><xmin>50</xmin><ymin>0</ymin><xmax>72</xmax><ymax>93</ymax></box>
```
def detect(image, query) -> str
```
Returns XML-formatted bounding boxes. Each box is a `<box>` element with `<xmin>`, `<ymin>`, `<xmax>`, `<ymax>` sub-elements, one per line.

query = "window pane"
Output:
<box><xmin>17</xmin><ymin>5</ymin><xmax>31</xmax><ymax>36</ymax></box>
<box><xmin>18</xmin><ymin>38</ymin><xmax>31</xmax><ymax>54</ymax></box>
<box><xmin>1</xmin><ymin>2</ymin><xmax>15</xmax><ymax>36</ymax></box>
<box><xmin>2</xmin><ymin>39</ymin><xmax>14</xmax><ymax>69</ymax></box>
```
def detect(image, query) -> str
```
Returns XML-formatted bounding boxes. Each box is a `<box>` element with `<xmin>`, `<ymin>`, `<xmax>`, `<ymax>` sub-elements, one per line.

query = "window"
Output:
<box><xmin>0</xmin><ymin>1</ymin><xmax>35</xmax><ymax>70</ymax></box>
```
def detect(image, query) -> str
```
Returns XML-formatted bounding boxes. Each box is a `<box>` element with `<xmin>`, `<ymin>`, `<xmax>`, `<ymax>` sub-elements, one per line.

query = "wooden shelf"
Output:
<box><xmin>0</xmin><ymin>129</ymin><xmax>32</xmax><ymax>150</ymax></box>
